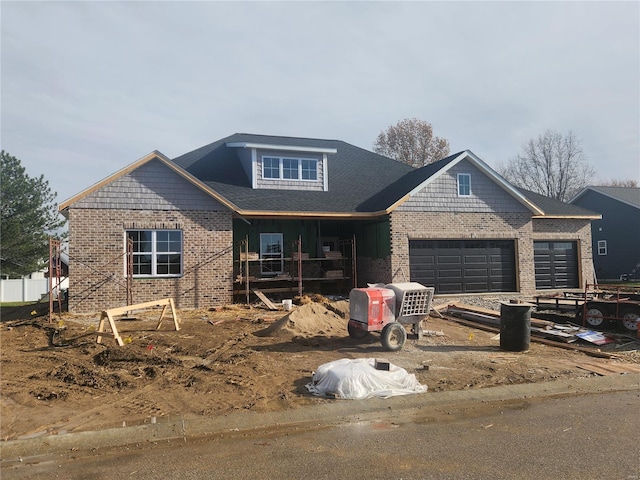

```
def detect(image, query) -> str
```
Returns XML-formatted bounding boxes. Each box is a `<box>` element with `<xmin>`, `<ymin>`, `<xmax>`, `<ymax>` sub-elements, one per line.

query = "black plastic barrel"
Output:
<box><xmin>500</xmin><ymin>302</ymin><xmax>531</xmax><ymax>352</ymax></box>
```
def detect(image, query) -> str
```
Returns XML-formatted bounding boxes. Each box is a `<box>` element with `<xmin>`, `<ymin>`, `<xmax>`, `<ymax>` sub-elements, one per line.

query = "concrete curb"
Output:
<box><xmin>2</xmin><ymin>373</ymin><xmax>639</xmax><ymax>462</ymax></box>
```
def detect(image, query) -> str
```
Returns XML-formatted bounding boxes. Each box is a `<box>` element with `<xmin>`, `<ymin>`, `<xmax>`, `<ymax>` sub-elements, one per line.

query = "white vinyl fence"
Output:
<box><xmin>0</xmin><ymin>278</ymin><xmax>68</xmax><ymax>303</ymax></box>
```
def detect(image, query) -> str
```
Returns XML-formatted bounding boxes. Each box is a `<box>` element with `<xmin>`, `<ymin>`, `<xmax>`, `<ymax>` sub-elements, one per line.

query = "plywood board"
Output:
<box><xmin>253</xmin><ymin>290</ymin><xmax>278</xmax><ymax>310</ymax></box>
<box><xmin>575</xmin><ymin>361</ymin><xmax>640</xmax><ymax>376</ymax></box>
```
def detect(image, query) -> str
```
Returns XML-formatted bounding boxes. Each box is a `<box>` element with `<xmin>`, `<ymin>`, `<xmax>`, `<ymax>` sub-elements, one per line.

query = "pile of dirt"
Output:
<box><xmin>254</xmin><ymin>301</ymin><xmax>349</xmax><ymax>338</ymax></box>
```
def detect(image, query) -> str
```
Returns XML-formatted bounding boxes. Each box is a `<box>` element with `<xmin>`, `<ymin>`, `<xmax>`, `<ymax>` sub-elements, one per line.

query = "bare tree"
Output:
<box><xmin>373</xmin><ymin>117</ymin><xmax>450</xmax><ymax>168</ymax></box>
<box><xmin>498</xmin><ymin>130</ymin><xmax>595</xmax><ymax>202</ymax></box>
<box><xmin>597</xmin><ymin>179</ymin><xmax>638</xmax><ymax>187</ymax></box>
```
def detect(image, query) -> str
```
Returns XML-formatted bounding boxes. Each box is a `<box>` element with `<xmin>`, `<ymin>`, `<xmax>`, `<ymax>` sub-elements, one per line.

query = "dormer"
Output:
<box><xmin>226</xmin><ymin>141</ymin><xmax>337</xmax><ymax>191</ymax></box>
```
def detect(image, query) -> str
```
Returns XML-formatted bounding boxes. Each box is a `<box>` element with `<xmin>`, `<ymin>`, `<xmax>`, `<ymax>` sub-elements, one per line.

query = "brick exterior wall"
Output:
<box><xmin>357</xmin><ymin>257</ymin><xmax>392</xmax><ymax>286</ymax></box>
<box><xmin>67</xmin><ymin>208</ymin><xmax>233</xmax><ymax>313</ymax></box>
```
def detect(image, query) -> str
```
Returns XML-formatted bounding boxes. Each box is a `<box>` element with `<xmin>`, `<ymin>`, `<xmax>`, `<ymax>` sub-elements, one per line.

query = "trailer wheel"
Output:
<box><xmin>381</xmin><ymin>322</ymin><xmax>406</xmax><ymax>352</ymax></box>
<box><xmin>584</xmin><ymin>304</ymin><xmax>607</xmax><ymax>328</ymax></box>
<box><xmin>620</xmin><ymin>307</ymin><xmax>640</xmax><ymax>333</ymax></box>
<box><xmin>348</xmin><ymin>321</ymin><xmax>369</xmax><ymax>339</ymax></box>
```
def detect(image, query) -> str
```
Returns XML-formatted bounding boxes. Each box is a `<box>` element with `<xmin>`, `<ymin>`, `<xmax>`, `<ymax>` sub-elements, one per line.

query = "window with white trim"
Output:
<box><xmin>127</xmin><ymin>230</ymin><xmax>183</xmax><ymax>277</ymax></box>
<box><xmin>457</xmin><ymin>173</ymin><xmax>471</xmax><ymax>196</ymax></box>
<box><xmin>262</xmin><ymin>156</ymin><xmax>317</xmax><ymax>181</ymax></box>
<box><xmin>260</xmin><ymin>233</ymin><xmax>283</xmax><ymax>275</ymax></box>
<box><xmin>597</xmin><ymin>240</ymin><xmax>607</xmax><ymax>256</ymax></box>
<box><xmin>263</xmin><ymin>157</ymin><xmax>280</xmax><ymax>179</ymax></box>
<box><xmin>282</xmin><ymin>158</ymin><xmax>299</xmax><ymax>179</ymax></box>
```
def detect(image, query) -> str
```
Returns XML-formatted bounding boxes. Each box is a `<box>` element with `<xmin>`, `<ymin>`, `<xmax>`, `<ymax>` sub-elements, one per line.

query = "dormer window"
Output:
<box><xmin>301</xmin><ymin>159</ymin><xmax>317</xmax><ymax>180</ymax></box>
<box><xmin>457</xmin><ymin>173</ymin><xmax>471</xmax><ymax>196</ymax></box>
<box><xmin>263</xmin><ymin>157</ymin><xmax>280</xmax><ymax>179</ymax></box>
<box><xmin>262</xmin><ymin>156</ymin><xmax>318</xmax><ymax>181</ymax></box>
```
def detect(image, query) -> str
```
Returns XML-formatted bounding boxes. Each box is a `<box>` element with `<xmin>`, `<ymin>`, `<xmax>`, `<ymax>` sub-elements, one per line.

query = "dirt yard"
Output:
<box><xmin>1</xmin><ymin>296</ymin><xmax>639</xmax><ymax>441</ymax></box>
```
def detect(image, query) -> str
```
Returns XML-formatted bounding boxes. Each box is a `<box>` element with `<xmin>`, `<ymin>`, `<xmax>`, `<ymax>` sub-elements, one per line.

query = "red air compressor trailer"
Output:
<box><xmin>348</xmin><ymin>282</ymin><xmax>434</xmax><ymax>351</ymax></box>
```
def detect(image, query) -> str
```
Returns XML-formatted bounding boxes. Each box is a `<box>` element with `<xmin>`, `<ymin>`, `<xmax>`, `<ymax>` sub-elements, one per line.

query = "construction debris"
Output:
<box><xmin>574</xmin><ymin>360</ymin><xmax>640</xmax><ymax>376</ymax></box>
<box><xmin>444</xmin><ymin>302</ymin><xmax>615</xmax><ymax>346</ymax></box>
<box><xmin>253</xmin><ymin>290</ymin><xmax>279</xmax><ymax>310</ymax></box>
<box><xmin>575</xmin><ymin>330</ymin><xmax>614</xmax><ymax>345</ymax></box>
<box><xmin>442</xmin><ymin>302</ymin><xmax>621</xmax><ymax>359</ymax></box>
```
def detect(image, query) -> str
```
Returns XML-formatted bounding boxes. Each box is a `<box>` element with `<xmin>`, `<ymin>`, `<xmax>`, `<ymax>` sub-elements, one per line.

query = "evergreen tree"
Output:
<box><xmin>1</xmin><ymin>151</ymin><xmax>66</xmax><ymax>277</ymax></box>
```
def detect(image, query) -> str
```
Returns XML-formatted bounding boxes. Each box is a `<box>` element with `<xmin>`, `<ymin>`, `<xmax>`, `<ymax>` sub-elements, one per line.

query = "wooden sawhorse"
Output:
<box><xmin>97</xmin><ymin>298</ymin><xmax>180</xmax><ymax>346</ymax></box>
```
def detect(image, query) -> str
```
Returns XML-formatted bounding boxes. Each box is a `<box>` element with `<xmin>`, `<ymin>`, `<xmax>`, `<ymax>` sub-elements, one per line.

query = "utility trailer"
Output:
<box><xmin>578</xmin><ymin>283</ymin><xmax>640</xmax><ymax>333</ymax></box>
<box><xmin>535</xmin><ymin>283</ymin><xmax>640</xmax><ymax>333</ymax></box>
<box><xmin>347</xmin><ymin>282</ymin><xmax>434</xmax><ymax>351</ymax></box>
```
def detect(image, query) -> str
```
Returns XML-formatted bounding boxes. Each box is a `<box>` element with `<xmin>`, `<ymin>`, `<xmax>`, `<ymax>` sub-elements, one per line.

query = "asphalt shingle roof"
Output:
<box><xmin>516</xmin><ymin>187</ymin><xmax>599</xmax><ymax>217</ymax></box>
<box><xmin>170</xmin><ymin>133</ymin><xmax>599</xmax><ymax>218</ymax></box>
<box><xmin>580</xmin><ymin>186</ymin><xmax>640</xmax><ymax>209</ymax></box>
<box><xmin>171</xmin><ymin>133</ymin><xmax>415</xmax><ymax>214</ymax></box>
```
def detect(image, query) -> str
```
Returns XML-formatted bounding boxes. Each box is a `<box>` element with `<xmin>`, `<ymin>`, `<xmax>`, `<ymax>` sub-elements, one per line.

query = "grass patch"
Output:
<box><xmin>1</xmin><ymin>301</ymin><xmax>36</xmax><ymax>307</ymax></box>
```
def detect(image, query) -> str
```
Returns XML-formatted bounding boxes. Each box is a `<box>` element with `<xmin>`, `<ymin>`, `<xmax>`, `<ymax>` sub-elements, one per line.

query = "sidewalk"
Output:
<box><xmin>2</xmin><ymin>373</ymin><xmax>639</xmax><ymax>462</ymax></box>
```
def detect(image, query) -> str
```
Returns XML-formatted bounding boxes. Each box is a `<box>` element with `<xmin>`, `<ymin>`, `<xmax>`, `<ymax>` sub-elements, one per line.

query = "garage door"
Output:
<box><xmin>409</xmin><ymin>240</ymin><xmax>516</xmax><ymax>294</ymax></box>
<box><xmin>534</xmin><ymin>241</ymin><xmax>578</xmax><ymax>289</ymax></box>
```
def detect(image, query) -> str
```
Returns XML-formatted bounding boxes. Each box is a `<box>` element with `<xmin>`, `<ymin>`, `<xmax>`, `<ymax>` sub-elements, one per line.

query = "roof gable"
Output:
<box><xmin>59</xmin><ymin>151</ymin><xmax>238</xmax><ymax>213</ymax></box>
<box><xmin>386</xmin><ymin>151</ymin><xmax>544</xmax><ymax>215</ymax></box>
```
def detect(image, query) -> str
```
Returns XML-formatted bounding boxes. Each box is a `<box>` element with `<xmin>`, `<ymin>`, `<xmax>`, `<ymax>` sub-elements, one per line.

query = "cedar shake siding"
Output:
<box><xmin>397</xmin><ymin>160</ymin><xmax>531</xmax><ymax>214</ymax></box>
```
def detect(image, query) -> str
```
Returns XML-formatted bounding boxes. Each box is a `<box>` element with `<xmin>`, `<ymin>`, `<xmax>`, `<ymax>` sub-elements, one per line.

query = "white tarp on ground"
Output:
<box><xmin>305</xmin><ymin>358</ymin><xmax>427</xmax><ymax>399</ymax></box>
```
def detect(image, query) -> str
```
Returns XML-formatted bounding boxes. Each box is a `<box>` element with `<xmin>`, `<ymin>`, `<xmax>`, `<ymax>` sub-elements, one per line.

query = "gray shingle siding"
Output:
<box><xmin>73</xmin><ymin>160</ymin><xmax>227</xmax><ymax>211</ymax></box>
<box><xmin>398</xmin><ymin>160</ymin><xmax>530</xmax><ymax>213</ymax></box>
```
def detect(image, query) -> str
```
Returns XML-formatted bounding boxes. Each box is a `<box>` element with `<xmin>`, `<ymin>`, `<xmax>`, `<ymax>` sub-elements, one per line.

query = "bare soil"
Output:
<box><xmin>1</xmin><ymin>297</ymin><xmax>638</xmax><ymax>441</ymax></box>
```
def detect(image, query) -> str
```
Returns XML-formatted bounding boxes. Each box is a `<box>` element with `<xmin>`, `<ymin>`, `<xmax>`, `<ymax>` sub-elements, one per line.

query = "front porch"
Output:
<box><xmin>232</xmin><ymin>217</ymin><xmax>391</xmax><ymax>301</ymax></box>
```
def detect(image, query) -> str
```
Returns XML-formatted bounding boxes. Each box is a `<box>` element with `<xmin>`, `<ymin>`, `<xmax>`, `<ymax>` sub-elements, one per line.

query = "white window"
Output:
<box><xmin>127</xmin><ymin>230</ymin><xmax>182</xmax><ymax>277</ymax></box>
<box><xmin>457</xmin><ymin>173</ymin><xmax>471</xmax><ymax>196</ymax></box>
<box><xmin>301</xmin><ymin>159</ymin><xmax>317</xmax><ymax>180</ymax></box>
<box><xmin>260</xmin><ymin>233</ymin><xmax>283</xmax><ymax>275</ymax></box>
<box><xmin>282</xmin><ymin>158</ymin><xmax>299</xmax><ymax>179</ymax></box>
<box><xmin>262</xmin><ymin>156</ymin><xmax>317</xmax><ymax>181</ymax></box>
<box><xmin>597</xmin><ymin>240</ymin><xmax>607</xmax><ymax>256</ymax></box>
<box><xmin>263</xmin><ymin>157</ymin><xmax>280</xmax><ymax>179</ymax></box>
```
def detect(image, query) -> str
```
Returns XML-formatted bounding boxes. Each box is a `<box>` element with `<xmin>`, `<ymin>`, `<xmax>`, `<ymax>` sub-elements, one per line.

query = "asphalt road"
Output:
<box><xmin>3</xmin><ymin>389</ymin><xmax>639</xmax><ymax>480</ymax></box>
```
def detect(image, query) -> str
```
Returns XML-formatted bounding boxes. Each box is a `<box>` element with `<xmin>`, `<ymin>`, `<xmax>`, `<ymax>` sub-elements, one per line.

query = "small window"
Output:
<box><xmin>282</xmin><ymin>158</ymin><xmax>299</xmax><ymax>179</ymax></box>
<box><xmin>263</xmin><ymin>157</ymin><xmax>280</xmax><ymax>179</ymax></box>
<box><xmin>301</xmin><ymin>159</ymin><xmax>317</xmax><ymax>180</ymax></box>
<box><xmin>457</xmin><ymin>173</ymin><xmax>471</xmax><ymax>196</ymax></box>
<box><xmin>597</xmin><ymin>240</ymin><xmax>607</xmax><ymax>256</ymax></box>
<box><xmin>127</xmin><ymin>230</ymin><xmax>182</xmax><ymax>277</ymax></box>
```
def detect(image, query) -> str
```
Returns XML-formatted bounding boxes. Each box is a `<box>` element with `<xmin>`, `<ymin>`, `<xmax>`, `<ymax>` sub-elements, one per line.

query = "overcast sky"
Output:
<box><xmin>2</xmin><ymin>1</ymin><xmax>639</xmax><ymax>205</ymax></box>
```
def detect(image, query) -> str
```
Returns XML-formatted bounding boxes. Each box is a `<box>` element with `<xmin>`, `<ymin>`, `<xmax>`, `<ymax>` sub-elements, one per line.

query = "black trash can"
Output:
<box><xmin>500</xmin><ymin>302</ymin><xmax>531</xmax><ymax>352</ymax></box>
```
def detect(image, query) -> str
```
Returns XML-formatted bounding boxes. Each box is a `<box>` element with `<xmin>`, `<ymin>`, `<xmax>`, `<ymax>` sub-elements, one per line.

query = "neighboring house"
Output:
<box><xmin>570</xmin><ymin>186</ymin><xmax>640</xmax><ymax>281</ymax></box>
<box><xmin>59</xmin><ymin>133</ymin><xmax>600</xmax><ymax>313</ymax></box>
